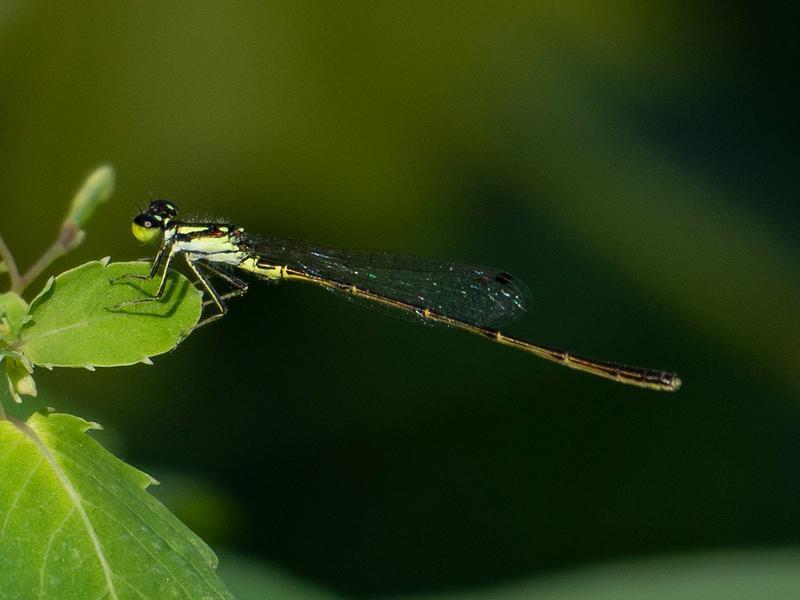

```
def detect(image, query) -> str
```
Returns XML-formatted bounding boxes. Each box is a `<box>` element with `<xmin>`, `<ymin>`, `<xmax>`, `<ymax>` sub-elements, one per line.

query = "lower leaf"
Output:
<box><xmin>0</xmin><ymin>411</ymin><xmax>233</xmax><ymax>599</ymax></box>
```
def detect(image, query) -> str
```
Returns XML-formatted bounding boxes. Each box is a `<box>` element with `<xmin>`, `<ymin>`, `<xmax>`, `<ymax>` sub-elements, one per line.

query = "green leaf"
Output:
<box><xmin>18</xmin><ymin>260</ymin><xmax>202</xmax><ymax>368</ymax></box>
<box><xmin>0</xmin><ymin>411</ymin><xmax>233</xmax><ymax>599</ymax></box>
<box><xmin>408</xmin><ymin>549</ymin><xmax>800</xmax><ymax>600</ymax></box>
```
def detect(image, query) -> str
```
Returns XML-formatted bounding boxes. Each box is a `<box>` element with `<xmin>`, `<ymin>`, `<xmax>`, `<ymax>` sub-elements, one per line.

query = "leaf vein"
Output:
<box><xmin>48</xmin><ymin>439</ymin><xmax>221</xmax><ymax>579</ymax></box>
<box><xmin>18</xmin><ymin>421</ymin><xmax>119</xmax><ymax>600</ymax></box>
<box><xmin>38</xmin><ymin>506</ymin><xmax>76</xmax><ymax>598</ymax></box>
<box><xmin>0</xmin><ymin>457</ymin><xmax>43</xmax><ymax>540</ymax></box>
<box><xmin>81</xmin><ymin>498</ymin><xmax>196</xmax><ymax>599</ymax></box>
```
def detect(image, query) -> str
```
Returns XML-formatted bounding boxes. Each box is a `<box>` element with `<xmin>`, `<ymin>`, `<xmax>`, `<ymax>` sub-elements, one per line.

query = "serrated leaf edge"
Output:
<box><xmin>27</xmin><ymin>259</ymin><xmax>110</xmax><ymax>312</ymax></box>
<box><xmin>20</xmin><ymin>260</ymin><xmax>200</xmax><ymax>369</ymax></box>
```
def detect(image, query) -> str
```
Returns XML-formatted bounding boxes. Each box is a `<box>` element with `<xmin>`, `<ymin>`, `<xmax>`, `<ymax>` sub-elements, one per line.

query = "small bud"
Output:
<box><xmin>5</xmin><ymin>356</ymin><xmax>36</xmax><ymax>403</ymax></box>
<box><xmin>14</xmin><ymin>372</ymin><xmax>37</xmax><ymax>401</ymax></box>
<box><xmin>66</xmin><ymin>164</ymin><xmax>116</xmax><ymax>228</ymax></box>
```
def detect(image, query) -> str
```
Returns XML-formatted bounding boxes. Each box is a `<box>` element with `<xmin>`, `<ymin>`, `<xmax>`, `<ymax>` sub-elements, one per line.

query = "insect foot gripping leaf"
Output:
<box><xmin>0</xmin><ymin>412</ymin><xmax>234</xmax><ymax>599</ymax></box>
<box><xmin>17</xmin><ymin>259</ymin><xmax>202</xmax><ymax>369</ymax></box>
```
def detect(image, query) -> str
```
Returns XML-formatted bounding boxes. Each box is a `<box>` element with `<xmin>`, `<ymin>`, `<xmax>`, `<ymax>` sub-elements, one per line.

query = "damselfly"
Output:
<box><xmin>116</xmin><ymin>200</ymin><xmax>681</xmax><ymax>392</ymax></box>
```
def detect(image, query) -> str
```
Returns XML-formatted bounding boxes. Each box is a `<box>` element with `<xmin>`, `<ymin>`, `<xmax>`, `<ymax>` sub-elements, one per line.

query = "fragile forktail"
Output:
<box><xmin>116</xmin><ymin>200</ymin><xmax>681</xmax><ymax>392</ymax></box>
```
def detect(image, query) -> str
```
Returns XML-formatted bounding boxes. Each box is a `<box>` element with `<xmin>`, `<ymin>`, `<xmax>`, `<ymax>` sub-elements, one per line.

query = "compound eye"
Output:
<box><xmin>162</xmin><ymin>200</ymin><xmax>178</xmax><ymax>217</ymax></box>
<box><xmin>131</xmin><ymin>214</ymin><xmax>162</xmax><ymax>243</ymax></box>
<box><xmin>149</xmin><ymin>199</ymin><xmax>178</xmax><ymax>218</ymax></box>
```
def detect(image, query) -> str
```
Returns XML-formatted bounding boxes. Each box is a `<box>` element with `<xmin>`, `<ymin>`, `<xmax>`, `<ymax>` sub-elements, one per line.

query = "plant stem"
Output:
<box><xmin>14</xmin><ymin>223</ymin><xmax>82</xmax><ymax>294</ymax></box>
<box><xmin>0</xmin><ymin>232</ymin><xmax>21</xmax><ymax>291</ymax></box>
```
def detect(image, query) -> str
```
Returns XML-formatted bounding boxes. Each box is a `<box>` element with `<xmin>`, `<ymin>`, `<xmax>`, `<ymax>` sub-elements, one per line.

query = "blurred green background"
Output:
<box><xmin>2</xmin><ymin>2</ymin><xmax>799</xmax><ymax>598</ymax></box>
